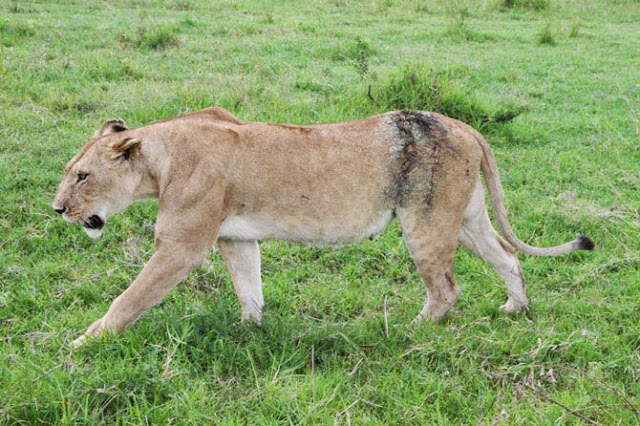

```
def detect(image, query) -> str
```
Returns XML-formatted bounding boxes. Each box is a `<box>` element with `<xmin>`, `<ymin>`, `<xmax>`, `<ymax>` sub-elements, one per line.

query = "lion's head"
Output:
<box><xmin>52</xmin><ymin>119</ymin><xmax>144</xmax><ymax>238</ymax></box>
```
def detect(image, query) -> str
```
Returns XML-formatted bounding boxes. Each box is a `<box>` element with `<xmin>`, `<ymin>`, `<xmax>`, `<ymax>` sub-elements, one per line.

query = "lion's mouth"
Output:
<box><xmin>83</xmin><ymin>215</ymin><xmax>104</xmax><ymax>230</ymax></box>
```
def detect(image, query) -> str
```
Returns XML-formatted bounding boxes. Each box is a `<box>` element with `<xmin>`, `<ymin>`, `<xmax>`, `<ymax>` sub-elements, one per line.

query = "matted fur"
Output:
<box><xmin>52</xmin><ymin>107</ymin><xmax>593</xmax><ymax>346</ymax></box>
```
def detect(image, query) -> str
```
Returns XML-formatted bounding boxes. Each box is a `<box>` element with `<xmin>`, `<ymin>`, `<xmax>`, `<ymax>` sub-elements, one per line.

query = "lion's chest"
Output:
<box><xmin>218</xmin><ymin>210</ymin><xmax>393</xmax><ymax>246</ymax></box>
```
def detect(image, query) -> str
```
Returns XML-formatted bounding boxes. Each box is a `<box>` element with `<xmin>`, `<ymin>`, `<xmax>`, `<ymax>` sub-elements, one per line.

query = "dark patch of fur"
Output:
<box><xmin>122</xmin><ymin>146</ymin><xmax>132</xmax><ymax>161</ymax></box>
<box><xmin>111</xmin><ymin>123</ymin><xmax>127</xmax><ymax>133</ymax></box>
<box><xmin>445</xmin><ymin>272</ymin><xmax>456</xmax><ymax>289</ymax></box>
<box><xmin>102</xmin><ymin>119</ymin><xmax>128</xmax><ymax>136</ymax></box>
<box><xmin>384</xmin><ymin>110</ymin><xmax>453</xmax><ymax>210</ymax></box>
<box><xmin>113</xmin><ymin>137</ymin><xmax>139</xmax><ymax>162</ymax></box>
<box><xmin>577</xmin><ymin>235</ymin><xmax>595</xmax><ymax>251</ymax></box>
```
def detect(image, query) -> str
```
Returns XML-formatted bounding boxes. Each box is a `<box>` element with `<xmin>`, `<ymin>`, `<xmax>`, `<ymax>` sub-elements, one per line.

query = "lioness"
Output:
<box><xmin>52</xmin><ymin>107</ymin><xmax>594</xmax><ymax>346</ymax></box>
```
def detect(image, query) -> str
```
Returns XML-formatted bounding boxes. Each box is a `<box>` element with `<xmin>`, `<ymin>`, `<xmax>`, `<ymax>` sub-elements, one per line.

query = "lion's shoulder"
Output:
<box><xmin>164</xmin><ymin>107</ymin><xmax>246</xmax><ymax>126</ymax></box>
<box><xmin>197</xmin><ymin>107</ymin><xmax>245</xmax><ymax>125</ymax></box>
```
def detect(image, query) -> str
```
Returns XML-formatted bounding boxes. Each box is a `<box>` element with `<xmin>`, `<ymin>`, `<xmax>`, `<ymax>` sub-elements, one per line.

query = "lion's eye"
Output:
<box><xmin>77</xmin><ymin>173</ymin><xmax>88</xmax><ymax>182</ymax></box>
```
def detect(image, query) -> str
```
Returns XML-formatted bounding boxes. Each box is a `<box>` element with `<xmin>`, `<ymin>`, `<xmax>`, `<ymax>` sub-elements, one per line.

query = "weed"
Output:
<box><xmin>138</xmin><ymin>25</ymin><xmax>180</xmax><ymax>50</ymax></box>
<box><xmin>118</xmin><ymin>21</ymin><xmax>181</xmax><ymax>50</ymax></box>
<box><xmin>378</xmin><ymin>0</ymin><xmax>395</xmax><ymax>13</ymax></box>
<box><xmin>447</xmin><ymin>12</ymin><xmax>473</xmax><ymax>41</ymax></box>
<box><xmin>445</xmin><ymin>4</ymin><xmax>494</xmax><ymax>42</ymax></box>
<box><xmin>500</xmin><ymin>0</ymin><xmax>549</xmax><ymax>10</ymax></box>
<box><xmin>294</xmin><ymin>81</ymin><xmax>327</xmax><ymax>93</ymax></box>
<box><xmin>345</xmin><ymin>37</ymin><xmax>372</xmax><ymax>80</ymax></box>
<box><xmin>263</xmin><ymin>10</ymin><xmax>275</xmax><ymax>24</ymax></box>
<box><xmin>569</xmin><ymin>21</ymin><xmax>581</xmax><ymax>38</ymax></box>
<box><xmin>51</xmin><ymin>98</ymin><xmax>103</xmax><ymax>114</ymax></box>
<box><xmin>538</xmin><ymin>24</ymin><xmax>557</xmax><ymax>45</ymax></box>
<box><xmin>446</xmin><ymin>19</ymin><xmax>495</xmax><ymax>42</ymax></box>
<box><xmin>370</xmin><ymin>65</ymin><xmax>523</xmax><ymax>130</ymax></box>
<box><xmin>89</xmin><ymin>60</ymin><xmax>144</xmax><ymax>82</ymax></box>
<box><xmin>182</xmin><ymin>17</ymin><xmax>197</xmax><ymax>28</ymax></box>
<box><xmin>171</xmin><ymin>0</ymin><xmax>194</xmax><ymax>11</ymax></box>
<box><xmin>10</xmin><ymin>0</ymin><xmax>21</xmax><ymax>13</ymax></box>
<box><xmin>0</xmin><ymin>22</ymin><xmax>34</xmax><ymax>47</ymax></box>
<box><xmin>412</xmin><ymin>0</ymin><xmax>430</xmax><ymax>13</ymax></box>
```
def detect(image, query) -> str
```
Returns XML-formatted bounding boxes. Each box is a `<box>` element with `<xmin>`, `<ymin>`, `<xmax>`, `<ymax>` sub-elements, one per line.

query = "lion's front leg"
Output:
<box><xmin>71</xmin><ymin>244</ymin><xmax>211</xmax><ymax>346</ymax></box>
<box><xmin>217</xmin><ymin>239</ymin><xmax>264</xmax><ymax>323</ymax></box>
<box><xmin>72</xmin><ymin>178</ymin><xmax>224</xmax><ymax>347</ymax></box>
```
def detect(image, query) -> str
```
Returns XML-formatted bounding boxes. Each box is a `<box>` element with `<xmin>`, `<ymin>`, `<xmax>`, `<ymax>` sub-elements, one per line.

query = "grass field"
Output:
<box><xmin>1</xmin><ymin>0</ymin><xmax>639</xmax><ymax>424</ymax></box>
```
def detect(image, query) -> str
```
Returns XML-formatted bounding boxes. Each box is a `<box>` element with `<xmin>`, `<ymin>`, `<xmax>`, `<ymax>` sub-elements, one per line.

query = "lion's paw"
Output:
<box><xmin>70</xmin><ymin>334</ymin><xmax>87</xmax><ymax>348</ymax></box>
<box><xmin>70</xmin><ymin>317</ymin><xmax>107</xmax><ymax>348</ymax></box>
<box><xmin>499</xmin><ymin>299</ymin><xmax>529</xmax><ymax>314</ymax></box>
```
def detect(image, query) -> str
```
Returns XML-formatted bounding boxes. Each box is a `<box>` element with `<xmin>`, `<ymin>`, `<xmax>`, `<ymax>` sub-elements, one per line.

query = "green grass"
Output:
<box><xmin>1</xmin><ymin>0</ymin><xmax>639</xmax><ymax>424</ymax></box>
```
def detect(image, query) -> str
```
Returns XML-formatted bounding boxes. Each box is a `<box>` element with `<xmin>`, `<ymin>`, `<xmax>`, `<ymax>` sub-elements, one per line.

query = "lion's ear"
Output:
<box><xmin>110</xmin><ymin>137</ymin><xmax>141</xmax><ymax>162</ymax></box>
<box><xmin>93</xmin><ymin>119</ymin><xmax>128</xmax><ymax>138</ymax></box>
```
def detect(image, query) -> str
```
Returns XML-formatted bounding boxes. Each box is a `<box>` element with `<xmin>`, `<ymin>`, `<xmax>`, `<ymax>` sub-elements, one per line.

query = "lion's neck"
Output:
<box><xmin>133</xmin><ymin>171</ymin><xmax>160</xmax><ymax>200</ymax></box>
<box><xmin>132</xmin><ymin>140</ymin><xmax>169</xmax><ymax>200</ymax></box>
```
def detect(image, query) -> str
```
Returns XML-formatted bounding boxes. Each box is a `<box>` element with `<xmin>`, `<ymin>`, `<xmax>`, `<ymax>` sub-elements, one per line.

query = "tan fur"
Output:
<box><xmin>52</xmin><ymin>107</ymin><xmax>592</xmax><ymax>346</ymax></box>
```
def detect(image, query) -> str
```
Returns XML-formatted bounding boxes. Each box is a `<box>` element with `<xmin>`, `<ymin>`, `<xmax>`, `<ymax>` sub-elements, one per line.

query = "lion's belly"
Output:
<box><xmin>218</xmin><ymin>210</ymin><xmax>394</xmax><ymax>245</ymax></box>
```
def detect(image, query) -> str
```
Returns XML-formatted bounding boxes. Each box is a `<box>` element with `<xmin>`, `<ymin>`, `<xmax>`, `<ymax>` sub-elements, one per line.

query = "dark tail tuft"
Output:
<box><xmin>577</xmin><ymin>235</ymin><xmax>595</xmax><ymax>251</ymax></box>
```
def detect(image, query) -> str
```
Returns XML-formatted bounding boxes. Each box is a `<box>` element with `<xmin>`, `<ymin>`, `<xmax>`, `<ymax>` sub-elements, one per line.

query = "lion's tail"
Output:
<box><xmin>477</xmin><ymin>135</ymin><xmax>595</xmax><ymax>257</ymax></box>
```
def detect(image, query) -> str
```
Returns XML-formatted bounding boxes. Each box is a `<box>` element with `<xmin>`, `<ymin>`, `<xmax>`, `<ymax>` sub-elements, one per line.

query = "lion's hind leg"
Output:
<box><xmin>458</xmin><ymin>181</ymin><xmax>529</xmax><ymax>313</ymax></box>
<box><xmin>397</xmin><ymin>207</ymin><xmax>463</xmax><ymax>323</ymax></box>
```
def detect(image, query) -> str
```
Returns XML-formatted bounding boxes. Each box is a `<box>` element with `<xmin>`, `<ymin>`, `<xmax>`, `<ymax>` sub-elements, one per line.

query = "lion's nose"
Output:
<box><xmin>53</xmin><ymin>206</ymin><xmax>66</xmax><ymax>214</ymax></box>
